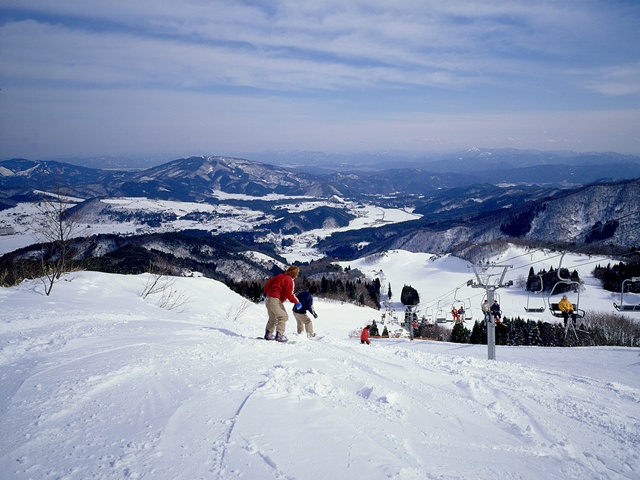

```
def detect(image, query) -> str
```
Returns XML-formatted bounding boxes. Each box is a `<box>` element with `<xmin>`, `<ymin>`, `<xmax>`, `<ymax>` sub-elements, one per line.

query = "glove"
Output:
<box><xmin>312</xmin><ymin>312</ymin><xmax>318</xmax><ymax>319</ymax></box>
<box><xmin>295</xmin><ymin>302</ymin><xmax>302</xmax><ymax>310</ymax></box>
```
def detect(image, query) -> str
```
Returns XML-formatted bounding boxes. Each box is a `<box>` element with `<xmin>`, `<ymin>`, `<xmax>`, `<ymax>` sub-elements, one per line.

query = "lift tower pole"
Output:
<box><xmin>470</xmin><ymin>263</ymin><xmax>512</xmax><ymax>361</ymax></box>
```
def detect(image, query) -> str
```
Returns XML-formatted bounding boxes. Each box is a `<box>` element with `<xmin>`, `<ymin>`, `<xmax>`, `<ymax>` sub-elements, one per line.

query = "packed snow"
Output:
<box><xmin>1</xmin><ymin>248</ymin><xmax>639</xmax><ymax>479</ymax></box>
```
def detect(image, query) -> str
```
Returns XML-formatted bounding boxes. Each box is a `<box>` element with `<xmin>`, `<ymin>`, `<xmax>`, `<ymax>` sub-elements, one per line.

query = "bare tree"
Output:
<box><xmin>140</xmin><ymin>258</ymin><xmax>191</xmax><ymax>312</ymax></box>
<box><xmin>30</xmin><ymin>186</ymin><xmax>86</xmax><ymax>296</ymax></box>
<box><xmin>225</xmin><ymin>299</ymin><xmax>253</xmax><ymax>322</ymax></box>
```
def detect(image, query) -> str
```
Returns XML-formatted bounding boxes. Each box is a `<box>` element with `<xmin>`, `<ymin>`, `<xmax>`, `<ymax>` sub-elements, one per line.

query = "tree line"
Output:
<box><xmin>226</xmin><ymin>274</ymin><xmax>382</xmax><ymax>309</ymax></box>
<box><xmin>448</xmin><ymin>314</ymin><xmax>639</xmax><ymax>347</ymax></box>
<box><xmin>593</xmin><ymin>262</ymin><xmax>640</xmax><ymax>293</ymax></box>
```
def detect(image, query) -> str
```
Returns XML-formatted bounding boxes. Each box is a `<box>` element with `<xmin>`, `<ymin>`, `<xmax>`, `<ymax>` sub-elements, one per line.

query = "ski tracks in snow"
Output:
<box><xmin>199</xmin><ymin>335</ymin><xmax>640</xmax><ymax>480</ymax></box>
<box><xmin>384</xmin><ymin>346</ymin><xmax>640</xmax><ymax>479</ymax></box>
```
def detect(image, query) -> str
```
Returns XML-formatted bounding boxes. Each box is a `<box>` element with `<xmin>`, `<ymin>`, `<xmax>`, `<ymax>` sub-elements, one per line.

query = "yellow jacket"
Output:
<box><xmin>558</xmin><ymin>297</ymin><xmax>574</xmax><ymax>313</ymax></box>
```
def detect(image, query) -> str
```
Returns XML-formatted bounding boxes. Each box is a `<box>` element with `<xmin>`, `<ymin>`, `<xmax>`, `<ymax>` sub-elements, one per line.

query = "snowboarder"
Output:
<box><xmin>361</xmin><ymin>325</ymin><xmax>371</xmax><ymax>345</ymax></box>
<box><xmin>558</xmin><ymin>295</ymin><xmax>577</xmax><ymax>327</ymax></box>
<box><xmin>263</xmin><ymin>266</ymin><xmax>300</xmax><ymax>342</ymax></box>
<box><xmin>293</xmin><ymin>285</ymin><xmax>319</xmax><ymax>339</ymax></box>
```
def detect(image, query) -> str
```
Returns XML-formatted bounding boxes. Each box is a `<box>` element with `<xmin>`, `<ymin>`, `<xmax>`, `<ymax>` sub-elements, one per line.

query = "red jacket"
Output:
<box><xmin>360</xmin><ymin>327</ymin><xmax>370</xmax><ymax>342</ymax></box>
<box><xmin>264</xmin><ymin>273</ymin><xmax>298</xmax><ymax>304</ymax></box>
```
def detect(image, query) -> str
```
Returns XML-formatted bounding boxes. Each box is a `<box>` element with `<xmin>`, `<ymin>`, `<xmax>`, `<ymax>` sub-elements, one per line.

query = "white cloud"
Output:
<box><xmin>1</xmin><ymin>1</ymin><xmax>639</xmax><ymax>157</ymax></box>
<box><xmin>582</xmin><ymin>63</ymin><xmax>640</xmax><ymax>96</ymax></box>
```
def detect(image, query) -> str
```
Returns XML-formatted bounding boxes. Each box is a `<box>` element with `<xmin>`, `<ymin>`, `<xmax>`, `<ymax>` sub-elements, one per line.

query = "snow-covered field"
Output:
<box><xmin>0</xmin><ymin>196</ymin><xmax>421</xmax><ymax>258</ymax></box>
<box><xmin>1</xmin><ymin>247</ymin><xmax>639</xmax><ymax>479</ymax></box>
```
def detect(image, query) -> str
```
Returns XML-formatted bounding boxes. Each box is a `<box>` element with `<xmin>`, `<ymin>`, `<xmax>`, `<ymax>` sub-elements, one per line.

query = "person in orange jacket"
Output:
<box><xmin>263</xmin><ymin>266</ymin><xmax>300</xmax><ymax>342</ymax></box>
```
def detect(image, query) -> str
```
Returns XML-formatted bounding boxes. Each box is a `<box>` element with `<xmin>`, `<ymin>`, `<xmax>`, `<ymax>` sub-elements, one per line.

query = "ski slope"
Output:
<box><xmin>1</xmin><ymin>250</ymin><xmax>639</xmax><ymax>479</ymax></box>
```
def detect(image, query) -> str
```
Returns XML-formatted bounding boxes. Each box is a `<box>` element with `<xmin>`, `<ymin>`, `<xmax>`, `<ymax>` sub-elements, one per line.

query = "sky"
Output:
<box><xmin>1</xmin><ymin>248</ymin><xmax>639</xmax><ymax>479</ymax></box>
<box><xmin>1</xmin><ymin>1</ymin><xmax>640</xmax><ymax>161</ymax></box>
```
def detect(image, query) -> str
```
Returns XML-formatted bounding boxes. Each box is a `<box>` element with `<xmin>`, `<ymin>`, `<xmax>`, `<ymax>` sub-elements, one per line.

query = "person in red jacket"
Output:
<box><xmin>360</xmin><ymin>325</ymin><xmax>371</xmax><ymax>345</ymax></box>
<box><xmin>263</xmin><ymin>266</ymin><xmax>300</xmax><ymax>342</ymax></box>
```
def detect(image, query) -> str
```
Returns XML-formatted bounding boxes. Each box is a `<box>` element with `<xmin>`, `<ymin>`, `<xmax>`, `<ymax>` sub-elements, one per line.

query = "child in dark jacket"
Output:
<box><xmin>292</xmin><ymin>285</ymin><xmax>319</xmax><ymax>339</ymax></box>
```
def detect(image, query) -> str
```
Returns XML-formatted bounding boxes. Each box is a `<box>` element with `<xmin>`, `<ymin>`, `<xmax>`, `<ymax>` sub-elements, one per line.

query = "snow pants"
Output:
<box><xmin>293</xmin><ymin>311</ymin><xmax>314</xmax><ymax>337</ymax></box>
<box><xmin>265</xmin><ymin>296</ymin><xmax>289</xmax><ymax>336</ymax></box>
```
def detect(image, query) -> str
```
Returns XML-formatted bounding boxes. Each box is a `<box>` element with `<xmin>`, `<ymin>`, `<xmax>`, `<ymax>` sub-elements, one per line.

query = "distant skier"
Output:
<box><xmin>360</xmin><ymin>325</ymin><xmax>371</xmax><ymax>345</ymax></box>
<box><xmin>263</xmin><ymin>266</ymin><xmax>300</xmax><ymax>342</ymax></box>
<box><xmin>558</xmin><ymin>295</ymin><xmax>577</xmax><ymax>327</ymax></box>
<box><xmin>451</xmin><ymin>306</ymin><xmax>459</xmax><ymax>322</ymax></box>
<box><xmin>490</xmin><ymin>300</ymin><xmax>502</xmax><ymax>324</ymax></box>
<box><xmin>293</xmin><ymin>285</ymin><xmax>319</xmax><ymax>339</ymax></box>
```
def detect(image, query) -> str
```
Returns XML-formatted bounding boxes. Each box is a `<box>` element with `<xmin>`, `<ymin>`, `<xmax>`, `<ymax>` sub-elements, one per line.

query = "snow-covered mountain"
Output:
<box><xmin>319</xmin><ymin>178</ymin><xmax>640</xmax><ymax>258</ymax></box>
<box><xmin>1</xmin><ymin>154</ymin><xmax>639</xmax><ymax>266</ymax></box>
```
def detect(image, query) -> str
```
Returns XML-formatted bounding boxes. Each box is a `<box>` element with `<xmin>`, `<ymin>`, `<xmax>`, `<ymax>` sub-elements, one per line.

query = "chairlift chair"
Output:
<box><xmin>451</xmin><ymin>287</ymin><xmax>470</xmax><ymax>322</ymax></box>
<box><xmin>547</xmin><ymin>254</ymin><xmax>585</xmax><ymax>321</ymax></box>
<box><xmin>547</xmin><ymin>282</ymin><xmax>585</xmax><ymax>320</ymax></box>
<box><xmin>524</xmin><ymin>275</ymin><xmax>546</xmax><ymax>313</ymax></box>
<box><xmin>435</xmin><ymin>300</ymin><xmax>448</xmax><ymax>323</ymax></box>
<box><xmin>613</xmin><ymin>277</ymin><xmax>640</xmax><ymax>312</ymax></box>
<box><xmin>462</xmin><ymin>298</ymin><xmax>474</xmax><ymax>321</ymax></box>
<box><xmin>546</xmin><ymin>254</ymin><xmax>589</xmax><ymax>340</ymax></box>
<box><xmin>423</xmin><ymin>308</ymin><xmax>435</xmax><ymax>325</ymax></box>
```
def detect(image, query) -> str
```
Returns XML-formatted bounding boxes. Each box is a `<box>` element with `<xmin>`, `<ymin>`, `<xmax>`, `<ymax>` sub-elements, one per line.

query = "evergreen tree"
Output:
<box><xmin>507</xmin><ymin>317</ymin><xmax>526</xmax><ymax>346</ymax></box>
<box><xmin>526</xmin><ymin>267</ymin><xmax>536</xmax><ymax>291</ymax></box>
<box><xmin>525</xmin><ymin>320</ymin><xmax>542</xmax><ymax>346</ymax></box>
<box><xmin>321</xmin><ymin>275</ymin><xmax>329</xmax><ymax>294</ymax></box>
<box><xmin>469</xmin><ymin>320</ymin><xmax>486</xmax><ymax>344</ymax></box>
<box><xmin>450</xmin><ymin>322</ymin><xmax>471</xmax><ymax>343</ymax></box>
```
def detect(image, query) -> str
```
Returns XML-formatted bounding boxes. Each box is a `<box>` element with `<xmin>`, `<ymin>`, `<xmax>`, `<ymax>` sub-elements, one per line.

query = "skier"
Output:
<box><xmin>293</xmin><ymin>285</ymin><xmax>319</xmax><ymax>339</ymax></box>
<box><xmin>481</xmin><ymin>300</ymin><xmax>490</xmax><ymax>318</ymax></box>
<box><xmin>457</xmin><ymin>305</ymin><xmax>465</xmax><ymax>322</ymax></box>
<box><xmin>558</xmin><ymin>295</ymin><xmax>577</xmax><ymax>327</ymax></box>
<box><xmin>360</xmin><ymin>325</ymin><xmax>371</xmax><ymax>345</ymax></box>
<box><xmin>490</xmin><ymin>300</ymin><xmax>502</xmax><ymax>324</ymax></box>
<box><xmin>451</xmin><ymin>306</ymin><xmax>459</xmax><ymax>322</ymax></box>
<box><xmin>263</xmin><ymin>266</ymin><xmax>300</xmax><ymax>342</ymax></box>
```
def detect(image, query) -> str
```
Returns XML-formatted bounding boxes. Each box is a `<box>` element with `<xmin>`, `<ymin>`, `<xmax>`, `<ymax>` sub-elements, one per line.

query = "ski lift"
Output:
<box><xmin>461</xmin><ymin>298</ymin><xmax>474</xmax><ymax>321</ymax></box>
<box><xmin>452</xmin><ymin>288</ymin><xmax>473</xmax><ymax>322</ymax></box>
<box><xmin>613</xmin><ymin>277</ymin><xmax>640</xmax><ymax>312</ymax></box>
<box><xmin>547</xmin><ymin>254</ymin><xmax>585</xmax><ymax>320</ymax></box>
<box><xmin>524</xmin><ymin>275</ymin><xmax>546</xmax><ymax>313</ymax></box>
<box><xmin>435</xmin><ymin>300</ymin><xmax>448</xmax><ymax>323</ymax></box>
<box><xmin>479</xmin><ymin>293</ymin><xmax>501</xmax><ymax>321</ymax></box>
<box><xmin>451</xmin><ymin>287</ymin><xmax>471</xmax><ymax>323</ymax></box>
<box><xmin>423</xmin><ymin>308</ymin><xmax>435</xmax><ymax>325</ymax></box>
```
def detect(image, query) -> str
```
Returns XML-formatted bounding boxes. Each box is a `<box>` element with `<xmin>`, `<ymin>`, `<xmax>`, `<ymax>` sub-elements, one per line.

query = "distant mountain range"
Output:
<box><xmin>3</xmin><ymin>149</ymin><xmax>640</xmax><ymax>203</ymax></box>
<box><xmin>1</xmin><ymin>151</ymin><xmax>639</xmax><ymax>266</ymax></box>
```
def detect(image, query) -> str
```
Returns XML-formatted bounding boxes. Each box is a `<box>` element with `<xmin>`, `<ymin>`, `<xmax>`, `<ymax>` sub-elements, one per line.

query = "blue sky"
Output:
<box><xmin>1</xmin><ymin>1</ymin><xmax>639</xmax><ymax>160</ymax></box>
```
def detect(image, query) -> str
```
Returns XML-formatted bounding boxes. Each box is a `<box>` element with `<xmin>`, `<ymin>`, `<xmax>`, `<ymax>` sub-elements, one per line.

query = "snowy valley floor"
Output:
<box><xmin>0</xmin><ymin>272</ymin><xmax>639</xmax><ymax>480</ymax></box>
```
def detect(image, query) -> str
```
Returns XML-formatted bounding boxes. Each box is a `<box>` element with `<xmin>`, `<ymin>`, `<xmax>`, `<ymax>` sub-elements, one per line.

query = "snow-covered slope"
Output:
<box><xmin>1</xmin><ymin>256</ymin><xmax>639</xmax><ymax>479</ymax></box>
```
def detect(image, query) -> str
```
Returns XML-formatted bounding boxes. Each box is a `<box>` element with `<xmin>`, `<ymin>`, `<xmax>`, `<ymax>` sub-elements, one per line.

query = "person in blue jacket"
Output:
<box><xmin>490</xmin><ymin>300</ymin><xmax>502</xmax><ymax>324</ymax></box>
<box><xmin>292</xmin><ymin>285</ymin><xmax>319</xmax><ymax>338</ymax></box>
